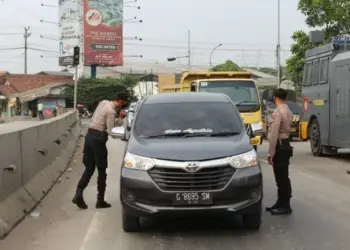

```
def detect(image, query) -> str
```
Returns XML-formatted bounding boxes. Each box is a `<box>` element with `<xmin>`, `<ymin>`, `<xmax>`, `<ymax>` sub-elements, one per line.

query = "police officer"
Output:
<box><xmin>266</xmin><ymin>88</ymin><xmax>294</xmax><ymax>215</ymax></box>
<box><xmin>72</xmin><ymin>93</ymin><xmax>128</xmax><ymax>209</ymax></box>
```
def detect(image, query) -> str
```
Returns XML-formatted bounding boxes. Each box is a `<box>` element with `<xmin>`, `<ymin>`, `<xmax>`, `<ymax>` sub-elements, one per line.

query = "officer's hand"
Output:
<box><xmin>119</xmin><ymin>110</ymin><xmax>127</xmax><ymax>119</ymax></box>
<box><xmin>267</xmin><ymin>156</ymin><xmax>273</xmax><ymax>165</ymax></box>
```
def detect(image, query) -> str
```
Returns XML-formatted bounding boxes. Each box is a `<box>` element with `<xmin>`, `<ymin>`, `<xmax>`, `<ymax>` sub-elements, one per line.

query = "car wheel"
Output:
<box><xmin>122</xmin><ymin>212</ymin><xmax>140</xmax><ymax>232</ymax></box>
<box><xmin>242</xmin><ymin>208</ymin><xmax>261</xmax><ymax>230</ymax></box>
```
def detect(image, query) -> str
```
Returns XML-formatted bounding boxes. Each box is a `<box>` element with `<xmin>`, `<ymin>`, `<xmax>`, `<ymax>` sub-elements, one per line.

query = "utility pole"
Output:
<box><xmin>188</xmin><ymin>30</ymin><xmax>191</xmax><ymax>72</ymax></box>
<box><xmin>277</xmin><ymin>0</ymin><xmax>281</xmax><ymax>88</ymax></box>
<box><xmin>24</xmin><ymin>26</ymin><xmax>31</xmax><ymax>74</ymax></box>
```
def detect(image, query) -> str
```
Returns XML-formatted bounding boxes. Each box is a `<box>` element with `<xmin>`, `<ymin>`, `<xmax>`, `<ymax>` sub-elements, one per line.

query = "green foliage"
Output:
<box><xmin>211</xmin><ymin>60</ymin><xmax>242</xmax><ymax>72</ymax></box>
<box><xmin>286</xmin><ymin>1</ymin><xmax>350</xmax><ymax>92</ymax></box>
<box><xmin>298</xmin><ymin>0</ymin><xmax>350</xmax><ymax>37</ymax></box>
<box><xmin>64</xmin><ymin>76</ymin><xmax>138</xmax><ymax>105</ymax></box>
<box><xmin>286</xmin><ymin>30</ymin><xmax>313</xmax><ymax>92</ymax></box>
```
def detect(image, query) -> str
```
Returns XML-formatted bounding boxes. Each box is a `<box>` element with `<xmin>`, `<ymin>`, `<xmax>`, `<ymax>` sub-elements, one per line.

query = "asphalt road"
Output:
<box><xmin>1</xmin><ymin>137</ymin><xmax>350</xmax><ymax>250</ymax></box>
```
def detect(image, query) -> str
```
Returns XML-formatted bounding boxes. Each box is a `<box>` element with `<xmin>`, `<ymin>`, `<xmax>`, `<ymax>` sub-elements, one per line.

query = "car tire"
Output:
<box><xmin>122</xmin><ymin>212</ymin><xmax>140</xmax><ymax>232</ymax></box>
<box><xmin>242</xmin><ymin>207</ymin><xmax>262</xmax><ymax>230</ymax></box>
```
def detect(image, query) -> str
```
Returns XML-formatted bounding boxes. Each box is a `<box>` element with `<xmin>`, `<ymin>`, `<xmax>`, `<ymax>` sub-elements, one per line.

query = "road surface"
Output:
<box><xmin>1</xmin><ymin>137</ymin><xmax>350</xmax><ymax>250</ymax></box>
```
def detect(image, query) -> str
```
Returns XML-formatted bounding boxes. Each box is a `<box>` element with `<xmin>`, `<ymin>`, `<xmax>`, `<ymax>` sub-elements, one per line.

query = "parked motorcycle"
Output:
<box><xmin>77</xmin><ymin>104</ymin><xmax>93</xmax><ymax>119</ymax></box>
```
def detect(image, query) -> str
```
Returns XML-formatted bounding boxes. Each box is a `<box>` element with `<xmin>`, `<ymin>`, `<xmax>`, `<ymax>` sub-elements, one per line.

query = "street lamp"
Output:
<box><xmin>209</xmin><ymin>43</ymin><xmax>222</xmax><ymax>71</ymax></box>
<box><xmin>166</xmin><ymin>30</ymin><xmax>191</xmax><ymax>71</ymax></box>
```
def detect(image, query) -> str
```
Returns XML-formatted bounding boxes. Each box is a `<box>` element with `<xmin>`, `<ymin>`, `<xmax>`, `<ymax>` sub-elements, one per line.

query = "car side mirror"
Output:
<box><xmin>111</xmin><ymin>126</ymin><xmax>125</xmax><ymax>139</ymax></box>
<box><xmin>247</xmin><ymin>123</ymin><xmax>263</xmax><ymax>138</ymax></box>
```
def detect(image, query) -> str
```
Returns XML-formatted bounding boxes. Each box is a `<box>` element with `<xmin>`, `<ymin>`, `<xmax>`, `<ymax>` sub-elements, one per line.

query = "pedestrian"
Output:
<box><xmin>72</xmin><ymin>93</ymin><xmax>128</xmax><ymax>210</ymax></box>
<box><xmin>266</xmin><ymin>88</ymin><xmax>294</xmax><ymax>215</ymax></box>
<box><xmin>37</xmin><ymin>100</ymin><xmax>44</xmax><ymax>120</ymax></box>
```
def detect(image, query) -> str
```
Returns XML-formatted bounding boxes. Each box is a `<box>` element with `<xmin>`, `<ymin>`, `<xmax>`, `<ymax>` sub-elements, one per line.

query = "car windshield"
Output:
<box><xmin>198</xmin><ymin>80</ymin><xmax>259</xmax><ymax>112</ymax></box>
<box><xmin>133</xmin><ymin>102</ymin><xmax>243</xmax><ymax>138</ymax></box>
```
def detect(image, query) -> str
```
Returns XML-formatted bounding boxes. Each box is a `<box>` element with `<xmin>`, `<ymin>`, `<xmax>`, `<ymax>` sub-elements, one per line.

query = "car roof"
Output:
<box><xmin>143</xmin><ymin>92</ymin><xmax>231</xmax><ymax>104</ymax></box>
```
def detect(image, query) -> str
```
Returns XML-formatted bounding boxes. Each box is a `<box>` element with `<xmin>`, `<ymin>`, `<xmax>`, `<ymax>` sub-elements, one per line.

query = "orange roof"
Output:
<box><xmin>0</xmin><ymin>74</ymin><xmax>73</xmax><ymax>97</ymax></box>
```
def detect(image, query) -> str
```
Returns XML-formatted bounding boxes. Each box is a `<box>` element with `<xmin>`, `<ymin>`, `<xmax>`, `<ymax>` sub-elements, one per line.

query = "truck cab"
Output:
<box><xmin>181</xmin><ymin>72</ymin><xmax>263</xmax><ymax>149</ymax></box>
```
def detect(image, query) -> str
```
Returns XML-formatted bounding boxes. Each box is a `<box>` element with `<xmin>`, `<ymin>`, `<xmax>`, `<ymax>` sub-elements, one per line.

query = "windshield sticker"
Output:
<box><xmin>200</xmin><ymin>82</ymin><xmax>208</xmax><ymax>86</ymax></box>
<box><xmin>165</xmin><ymin>128</ymin><xmax>213</xmax><ymax>134</ymax></box>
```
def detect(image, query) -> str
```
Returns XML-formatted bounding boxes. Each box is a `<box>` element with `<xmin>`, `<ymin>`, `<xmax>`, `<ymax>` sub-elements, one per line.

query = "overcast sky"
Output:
<box><xmin>0</xmin><ymin>0</ymin><xmax>308</xmax><ymax>73</ymax></box>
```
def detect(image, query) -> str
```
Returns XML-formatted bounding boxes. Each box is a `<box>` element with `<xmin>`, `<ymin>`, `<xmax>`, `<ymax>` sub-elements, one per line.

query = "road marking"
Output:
<box><xmin>79</xmin><ymin>211</ymin><xmax>105</xmax><ymax>250</ymax></box>
<box><xmin>79</xmin><ymin>159</ymin><xmax>112</xmax><ymax>250</ymax></box>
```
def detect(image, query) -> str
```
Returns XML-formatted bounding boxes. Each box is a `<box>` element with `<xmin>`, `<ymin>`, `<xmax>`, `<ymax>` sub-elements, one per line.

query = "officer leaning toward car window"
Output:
<box><xmin>72</xmin><ymin>93</ymin><xmax>128</xmax><ymax>210</ymax></box>
<box><xmin>266</xmin><ymin>88</ymin><xmax>294</xmax><ymax>215</ymax></box>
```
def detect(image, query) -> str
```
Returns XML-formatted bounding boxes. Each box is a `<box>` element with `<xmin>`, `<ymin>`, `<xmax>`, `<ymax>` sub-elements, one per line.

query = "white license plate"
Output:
<box><xmin>174</xmin><ymin>192</ymin><xmax>212</xmax><ymax>205</ymax></box>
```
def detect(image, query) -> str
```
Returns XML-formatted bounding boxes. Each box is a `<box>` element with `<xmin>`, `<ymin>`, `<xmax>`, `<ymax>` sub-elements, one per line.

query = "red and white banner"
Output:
<box><xmin>83</xmin><ymin>0</ymin><xmax>123</xmax><ymax>66</ymax></box>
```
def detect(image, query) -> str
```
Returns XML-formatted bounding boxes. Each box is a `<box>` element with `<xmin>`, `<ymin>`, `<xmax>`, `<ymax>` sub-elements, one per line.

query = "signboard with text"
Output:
<box><xmin>59</xmin><ymin>0</ymin><xmax>82</xmax><ymax>66</ymax></box>
<box><xmin>83</xmin><ymin>0</ymin><xmax>123</xmax><ymax>66</ymax></box>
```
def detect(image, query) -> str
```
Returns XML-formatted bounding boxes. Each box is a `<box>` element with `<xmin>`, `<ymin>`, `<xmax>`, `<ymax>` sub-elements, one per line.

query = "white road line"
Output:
<box><xmin>79</xmin><ymin>211</ymin><xmax>105</xmax><ymax>250</ymax></box>
<box><xmin>79</xmin><ymin>160</ymin><xmax>112</xmax><ymax>250</ymax></box>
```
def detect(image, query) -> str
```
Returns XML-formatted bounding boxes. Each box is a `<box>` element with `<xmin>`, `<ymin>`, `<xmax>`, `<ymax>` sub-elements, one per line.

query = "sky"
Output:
<box><xmin>0</xmin><ymin>0</ymin><xmax>309</xmax><ymax>74</ymax></box>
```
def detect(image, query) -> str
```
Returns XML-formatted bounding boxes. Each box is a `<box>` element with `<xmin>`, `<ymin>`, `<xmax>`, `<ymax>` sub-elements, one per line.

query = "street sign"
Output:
<box><xmin>59</xmin><ymin>56</ymin><xmax>74</xmax><ymax>66</ymax></box>
<box><xmin>88</xmin><ymin>43</ymin><xmax>120</xmax><ymax>51</ymax></box>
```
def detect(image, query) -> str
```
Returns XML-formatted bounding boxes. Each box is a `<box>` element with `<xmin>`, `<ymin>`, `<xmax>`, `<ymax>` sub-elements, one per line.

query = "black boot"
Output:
<box><xmin>72</xmin><ymin>189</ymin><xmax>88</xmax><ymax>209</ymax></box>
<box><xmin>95</xmin><ymin>193</ymin><xmax>111</xmax><ymax>209</ymax></box>
<box><xmin>270</xmin><ymin>199</ymin><xmax>292</xmax><ymax>215</ymax></box>
<box><xmin>265</xmin><ymin>199</ymin><xmax>281</xmax><ymax>212</ymax></box>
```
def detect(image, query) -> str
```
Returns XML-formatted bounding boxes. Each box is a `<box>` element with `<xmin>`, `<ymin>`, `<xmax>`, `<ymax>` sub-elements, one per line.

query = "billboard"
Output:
<box><xmin>83</xmin><ymin>0</ymin><xmax>123</xmax><ymax>66</ymax></box>
<box><xmin>59</xmin><ymin>0</ymin><xmax>82</xmax><ymax>66</ymax></box>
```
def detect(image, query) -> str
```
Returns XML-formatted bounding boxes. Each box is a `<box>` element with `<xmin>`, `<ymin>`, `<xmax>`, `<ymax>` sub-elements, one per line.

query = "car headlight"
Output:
<box><xmin>227</xmin><ymin>149</ymin><xmax>258</xmax><ymax>169</ymax></box>
<box><xmin>123</xmin><ymin>152</ymin><xmax>155</xmax><ymax>171</ymax></box>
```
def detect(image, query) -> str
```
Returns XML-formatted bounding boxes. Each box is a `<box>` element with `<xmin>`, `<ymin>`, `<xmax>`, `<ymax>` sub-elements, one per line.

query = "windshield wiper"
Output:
<box><xmin>235</xmin><ymin>101</ymin><xmax>259</xmax><ymax>106</ymax></box>
<box><xmin>184</xmin><ymin>131</ymin><xmax>240</xmax><ymax>137</ymax></box>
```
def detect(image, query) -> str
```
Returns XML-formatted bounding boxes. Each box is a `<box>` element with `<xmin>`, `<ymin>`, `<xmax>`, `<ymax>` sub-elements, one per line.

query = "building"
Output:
<box><xmin>0</xmin><ymin>73</ymin><xmax>73</xmax><ymax>118</ymax></box>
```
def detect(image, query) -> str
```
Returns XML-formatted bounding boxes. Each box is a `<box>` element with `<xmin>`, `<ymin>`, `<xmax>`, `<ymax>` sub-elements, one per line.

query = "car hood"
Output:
<box><xmin>127</xmin><ymin>134</ymin><xmax>252</xmax><ymax>161</ymax></box>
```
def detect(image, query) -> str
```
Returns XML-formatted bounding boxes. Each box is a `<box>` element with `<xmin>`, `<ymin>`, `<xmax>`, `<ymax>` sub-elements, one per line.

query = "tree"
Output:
<box><xmin>64</xmin><ymin>76</ymin><xmax>138</xmax><ymax>109</ymax></box>
<box><xmin>298</xmin><ymin>0</ymin><xmax>350</xmax><ymax>37</ymax></box>
<box><xmin>285</xmin><ymin>30</ymin><xmax>313</xmax><ymax>92</ymax></box>
<box><xmin>211</xmin><ymin>60</ymin><xmax>242</xmax><ymax>72</ymax></box>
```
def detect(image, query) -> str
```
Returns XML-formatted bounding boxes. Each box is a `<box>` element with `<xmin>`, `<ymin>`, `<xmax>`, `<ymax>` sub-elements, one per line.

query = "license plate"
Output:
<box><xmin>291</xmin><ymin>128</ymin><xmax>296</xmax><ymax>132</ymax></box>
<box><xmin>174</xmin><ymin>192</ymin><xmax>212</xmax><ymax>205</ymax></box>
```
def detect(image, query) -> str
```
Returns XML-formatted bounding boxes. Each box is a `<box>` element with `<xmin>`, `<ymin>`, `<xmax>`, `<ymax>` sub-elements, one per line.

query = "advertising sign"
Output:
<box><xmin>59</xmin><ymin>0</ymin><xmax>82</xmax><ymax>66</ymax></box>
<box><xmin>83</xmin><ymin>0</ymin><xmax>123</xmax><ymax>66</ymax></box>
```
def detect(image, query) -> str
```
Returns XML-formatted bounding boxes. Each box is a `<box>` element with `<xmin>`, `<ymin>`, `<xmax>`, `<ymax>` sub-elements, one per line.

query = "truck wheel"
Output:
<box><xmin>242</xmin><ymin>207</ymin><xmax>262</xmax><ymax>230</ymax></box>
<box><xmin>122</xmin><ymin>212</ymin><xmax>140</xmax><ymax>232</ymax></box>
<box><xmin>310</xmin><ymin>119</ymin><xmax>323</xmax><ymax>156</ymax></box>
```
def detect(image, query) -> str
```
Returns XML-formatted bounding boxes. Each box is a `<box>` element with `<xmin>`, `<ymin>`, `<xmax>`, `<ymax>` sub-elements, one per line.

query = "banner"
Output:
<box><xmin>59</xmin><ymin>0</ymin><xmax>82</xmax><ymax>66</ymax></box>
<box><xmin>83</xmin><ymin>0</ymin><xmax>123</xmax><ymax>66</ymax></box>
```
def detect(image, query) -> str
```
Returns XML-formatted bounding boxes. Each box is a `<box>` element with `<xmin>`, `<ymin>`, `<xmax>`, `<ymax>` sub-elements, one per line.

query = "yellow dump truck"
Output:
<box><xmin>180</xmin><ymin>71</ymin><xmax>263</xmax><ymax>150</ymax></box>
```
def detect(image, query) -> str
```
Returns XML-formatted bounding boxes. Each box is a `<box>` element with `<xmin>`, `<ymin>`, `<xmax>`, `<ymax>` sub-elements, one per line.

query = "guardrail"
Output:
<box><xmin>0</xmin><ymin>110</ymin><xmax>81</xmax><ymax>239</ymax></box>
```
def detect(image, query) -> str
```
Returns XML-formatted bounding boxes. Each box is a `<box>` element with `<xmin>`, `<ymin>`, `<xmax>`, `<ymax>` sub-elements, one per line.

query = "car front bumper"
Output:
<box><xmin>120</xmin><ymin>166</ymin><xmax>263</xmax><ymax>217</ymax></box>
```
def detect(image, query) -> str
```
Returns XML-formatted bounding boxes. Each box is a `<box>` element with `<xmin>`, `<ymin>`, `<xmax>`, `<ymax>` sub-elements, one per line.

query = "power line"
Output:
<box><xmin>124</xmin><ymin>43</ymin><xmax>291</xmax><ymax>52</ymax></box>
<box><xmin>0</xmin><ymin>53</ymin><xmax>24</xmax><ymax>65</ymax></box>
<box><xmin>138</xmin><ymin>37</ymin><xmax>292</xmax><ymax>47</ymax></box>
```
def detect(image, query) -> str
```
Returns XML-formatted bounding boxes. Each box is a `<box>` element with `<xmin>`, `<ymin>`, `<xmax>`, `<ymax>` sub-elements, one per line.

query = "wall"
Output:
<box><xmin>0</xmin><ymin>111</ymin><xmax>80</xmax><ymax>238</ymax></box>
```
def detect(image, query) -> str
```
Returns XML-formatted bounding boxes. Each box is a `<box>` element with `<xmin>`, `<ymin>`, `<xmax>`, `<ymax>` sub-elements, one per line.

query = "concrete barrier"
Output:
<box><xmin>0</xmin><ymin>111</ymin><xmax>81</xmax><ymax>239</ymax></box>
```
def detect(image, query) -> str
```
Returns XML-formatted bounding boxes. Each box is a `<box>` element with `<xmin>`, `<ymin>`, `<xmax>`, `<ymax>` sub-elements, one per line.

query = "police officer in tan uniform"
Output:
<box><xmin>266</xmin><ymin>88</ymin><xmax>294</xmax><ymax>215</ymax></box>
<box><xmin>72</xmin><ymin>93</ymin><xmax>128</xmax><ymax>210</ymax></box>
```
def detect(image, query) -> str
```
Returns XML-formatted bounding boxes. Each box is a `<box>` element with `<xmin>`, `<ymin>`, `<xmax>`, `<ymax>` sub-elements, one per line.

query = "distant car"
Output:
<box><xmin>264</xmin><ymin>100</ymin><xmax>303</xmax><ymax>140</ymax></box>
<box><xmin>111</xmin><ymin>92</ymin><xmax>264</xmax><ymax>232</ymax></box>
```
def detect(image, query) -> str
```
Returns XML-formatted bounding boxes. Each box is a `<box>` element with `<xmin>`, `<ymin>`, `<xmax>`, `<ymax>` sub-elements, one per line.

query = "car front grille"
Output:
<box><xmin>148</xmin><ymin>166</ymin><xmax>235</xmax><ymax>191</ymax></box>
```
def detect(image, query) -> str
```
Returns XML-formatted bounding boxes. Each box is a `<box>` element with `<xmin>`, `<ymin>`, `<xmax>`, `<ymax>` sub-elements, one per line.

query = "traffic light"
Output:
<box><xmin>73</xmin><ymin>46</ymin><xmax>80</xmax><ymax>66</ymax></box>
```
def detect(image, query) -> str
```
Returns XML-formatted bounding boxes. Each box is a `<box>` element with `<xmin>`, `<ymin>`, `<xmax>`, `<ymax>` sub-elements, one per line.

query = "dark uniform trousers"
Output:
<box><xmin>77</xmin><ymin>128</ymin><xmax>109</xmax><ymax>200</ymax></box>
<box><xmin>272</xmin><ymin>139</ymin><xmax>292</xmax><ymax>205</ymax></box>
